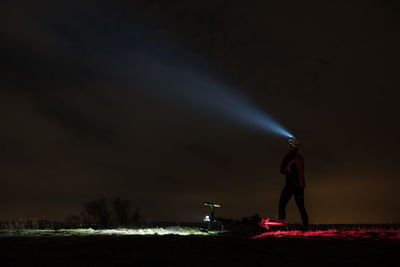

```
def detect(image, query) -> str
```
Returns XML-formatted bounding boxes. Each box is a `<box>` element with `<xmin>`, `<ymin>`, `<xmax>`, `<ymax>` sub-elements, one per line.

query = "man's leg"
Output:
<box><xmin>294</xmin><ymin>188</ymin><xmax>309</xmax><ymax>228</ymax></box>
<box><xmin>278</xmin><ymin>186</ymin><xmax>292</xmax><ymax>221</ymax></box>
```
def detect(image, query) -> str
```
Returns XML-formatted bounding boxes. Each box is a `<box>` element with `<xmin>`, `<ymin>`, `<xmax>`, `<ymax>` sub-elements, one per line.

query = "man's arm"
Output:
<box><xmin>280</xmin><ymin>154</ymin><xmax>289</xmax><ymax>174</ymax></box>
<box><xmin>297</xmin><ymin>155</ymin><xmax>305</xmax><ymax>188</ymax></box>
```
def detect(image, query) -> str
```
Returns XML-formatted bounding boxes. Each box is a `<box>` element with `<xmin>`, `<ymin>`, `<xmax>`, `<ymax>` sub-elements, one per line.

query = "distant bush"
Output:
<box><xmin>67</xmin><ymin>197</ymin><xmax>140</xmax><ymax>228</ymax></box>
<box><xmin>84</xmin><ymin>198</ymin><xmax>111</xmax><ymax>227</ymax></box>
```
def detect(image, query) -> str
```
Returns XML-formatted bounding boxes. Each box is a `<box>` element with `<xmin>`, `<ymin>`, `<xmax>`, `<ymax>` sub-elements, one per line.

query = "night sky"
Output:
<box><xmin>1</xmin><ymin>0</ymin><xmax>399</xmax><ymax>224</ymax></box>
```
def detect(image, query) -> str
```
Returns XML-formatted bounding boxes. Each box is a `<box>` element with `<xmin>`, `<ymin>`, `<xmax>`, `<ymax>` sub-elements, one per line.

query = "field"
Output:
<box><xmin>1</xmin><ymin>225</ymin><xmax>399</xmax><ymax>266</ymax></box>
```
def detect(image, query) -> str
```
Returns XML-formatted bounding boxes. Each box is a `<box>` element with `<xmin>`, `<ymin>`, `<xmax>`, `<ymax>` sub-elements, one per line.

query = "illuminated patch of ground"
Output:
<box><xmin>251</xmin><ymin>228</ymin><xmax>400</xmax><ymax>240</ymax></box>
<box><xmin>0</xmin><ymin>227</ymin><xmax>219</xmax><ymax>237</ymax></box>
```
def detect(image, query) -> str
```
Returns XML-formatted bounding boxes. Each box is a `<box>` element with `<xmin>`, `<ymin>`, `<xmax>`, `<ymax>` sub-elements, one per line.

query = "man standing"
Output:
<box><xmin>279</xmin><ymin>137</ymin><xmax>309</xmax><ymax>229</ymax></box>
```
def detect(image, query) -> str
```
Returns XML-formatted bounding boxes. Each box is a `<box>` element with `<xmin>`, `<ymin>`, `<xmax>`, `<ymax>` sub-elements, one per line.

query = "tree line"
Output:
<box><xmin>67</xmin><ymin>197</ymin><xmax>140</xmax><ymax>228</ymax></box>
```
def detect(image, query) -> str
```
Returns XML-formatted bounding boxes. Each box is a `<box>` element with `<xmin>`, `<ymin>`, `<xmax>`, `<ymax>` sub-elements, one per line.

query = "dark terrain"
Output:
<box><xmin>1</xmin><ymin>225</ymin><xmax>399</xmax><ymax>266</ymax></box>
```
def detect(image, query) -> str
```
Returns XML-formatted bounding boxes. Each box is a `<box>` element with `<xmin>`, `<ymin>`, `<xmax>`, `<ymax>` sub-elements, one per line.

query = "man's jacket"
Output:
<box><xmin>280</xmin><ymin>151</ymin><xmax>305</xmax><ymax>188</ymax></box>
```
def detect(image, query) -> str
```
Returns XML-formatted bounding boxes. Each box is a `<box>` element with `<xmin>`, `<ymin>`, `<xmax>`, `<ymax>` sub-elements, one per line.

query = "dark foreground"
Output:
<box><xmin>1</xmin><ymin>235</ymin><xmax>398</xmax><ymax>266</ymax></box>
<box><xmin>1</xmin><ymin>225</ymin><xmax>399</xmax><ymax>266</ymax></box>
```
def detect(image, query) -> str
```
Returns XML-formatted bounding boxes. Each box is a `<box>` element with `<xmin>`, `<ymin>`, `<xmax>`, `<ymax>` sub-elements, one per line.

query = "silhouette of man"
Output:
<box><xmin>279</xmin><ymin>137</ymin><xmax>309</xmax><ymax>229</ymax></box>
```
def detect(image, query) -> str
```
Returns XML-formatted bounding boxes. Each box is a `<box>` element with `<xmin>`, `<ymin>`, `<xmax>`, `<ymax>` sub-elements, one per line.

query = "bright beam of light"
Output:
<box><xmin>128</xmin><ymin>53</ymin><xmax>292</xmax><ymax>138</ymax></box>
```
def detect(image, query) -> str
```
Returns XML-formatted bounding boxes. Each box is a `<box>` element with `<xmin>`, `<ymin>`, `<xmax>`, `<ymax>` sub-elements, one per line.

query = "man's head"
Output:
<box><xmin>288</xmin><ymin>137</ymin><xmax>302</xmax><ymax>152</ymax></box>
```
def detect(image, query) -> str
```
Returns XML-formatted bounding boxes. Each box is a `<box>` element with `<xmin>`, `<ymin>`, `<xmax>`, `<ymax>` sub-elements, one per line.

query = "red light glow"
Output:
<box><xmin>258</xmin><ymin>218</ymin><xmax>285</xmax><ymax>230</ymax></box>
<box><xmin>251</xmin><ymin>228</ymin><xmax>400</xmax><ymax>240</ymax></box>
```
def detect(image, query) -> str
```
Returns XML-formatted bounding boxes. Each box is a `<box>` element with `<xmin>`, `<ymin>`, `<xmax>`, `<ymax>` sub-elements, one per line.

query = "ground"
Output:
<box><xmin>1</xmin><ymin>226</ymin><xmax>399</xmax><ymax>266</ymax></box>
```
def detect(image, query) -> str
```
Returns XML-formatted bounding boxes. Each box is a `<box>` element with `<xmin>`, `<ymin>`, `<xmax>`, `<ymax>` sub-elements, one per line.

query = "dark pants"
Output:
<box><xmin>279</xmin><ymin>185</ymin><xmax>309</xmax><ymax>227</ymax></box>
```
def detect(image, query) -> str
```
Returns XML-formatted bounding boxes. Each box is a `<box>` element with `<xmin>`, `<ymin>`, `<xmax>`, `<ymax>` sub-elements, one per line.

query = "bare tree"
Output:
<box><xmin>112</xmin><ymin>197</ymin><xmax>131</xmax><ymax>227</ymax></box>
<box><xmin>132</xmin><ymin>207</ymin><xmax>140</xmax><ymax>223</ymax></box>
